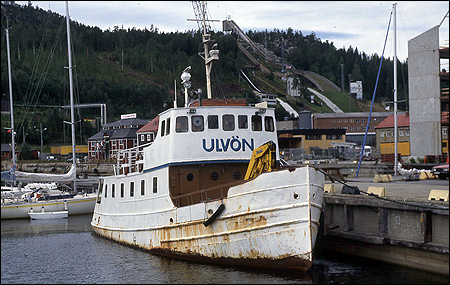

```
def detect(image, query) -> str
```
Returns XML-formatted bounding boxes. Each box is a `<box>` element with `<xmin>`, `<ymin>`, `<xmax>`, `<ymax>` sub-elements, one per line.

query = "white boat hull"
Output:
<box><xmin>1</xmin><ymin>194</ymin><xmax>97</xmax><ymax>219</ymax></box>
<box><xmin>91</xmin><ymin>166</ymin><xmax>324</xmax><ymax>270</ymax></box>
<box><xmin>28</xmin><ymin>210</ymin><xmax>68</xmax><ymax>220</ymax></box>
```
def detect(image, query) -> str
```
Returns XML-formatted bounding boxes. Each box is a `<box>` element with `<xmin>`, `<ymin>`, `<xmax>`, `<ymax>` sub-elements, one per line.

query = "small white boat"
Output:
<box><xmin>28</xmin><ymin>207</ymin><xmax>68</xmax><ymax>220</ymax></box>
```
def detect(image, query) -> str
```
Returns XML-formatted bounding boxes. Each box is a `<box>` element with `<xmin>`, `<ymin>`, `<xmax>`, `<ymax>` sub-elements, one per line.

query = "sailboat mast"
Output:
<box><xmin>393</xmin><ymin>3</ymin><xmax>398</xmax><ymax>176</ymax></box>
<box><xmin>6</xmin><ymin>25</ymin><xmax>16</xmax><ymax>178</ymax></box>
<box><xmin>66</xmin><ymin>1</ymin><xmax>77</xmax><ymax>191</ymax></box>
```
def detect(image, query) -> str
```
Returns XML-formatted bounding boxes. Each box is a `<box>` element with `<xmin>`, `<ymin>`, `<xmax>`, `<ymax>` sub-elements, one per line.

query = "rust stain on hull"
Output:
<box><xmin>92</xmin><ymin>207</ymin><xmax>316</xmax><ymax>271</ymax></box>
<box><xmin>149</xmin><ymin>247</ymin><xmax>313</xmax><ymax>271</ymax></box>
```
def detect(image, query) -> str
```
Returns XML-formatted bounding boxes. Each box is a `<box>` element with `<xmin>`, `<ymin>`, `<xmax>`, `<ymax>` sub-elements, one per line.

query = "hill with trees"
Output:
<box><xmin>1</xmin><ymin>2</ymin><xmax>408</xmax><ymax>147</ymax></box>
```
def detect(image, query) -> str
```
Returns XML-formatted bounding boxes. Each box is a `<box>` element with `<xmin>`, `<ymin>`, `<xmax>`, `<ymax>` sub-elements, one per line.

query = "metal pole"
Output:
<box><xmin>40</xmin><ymin>123</ymin><xmax>43</xmax><ymax>158</ymax></box>
<box><xmin>393</xmin><ymin>3</ymin><xmax>398</xmax><ymax>176</ymax></box>
<box><xmin>66</xmin><ymin>1</ymin><xmax>77</xmax><ymax>191</ymax></box>
<box><xmin>6</xmin><ymin>26</ymin><xmax>16</xmax><ymax>183</ymax></box>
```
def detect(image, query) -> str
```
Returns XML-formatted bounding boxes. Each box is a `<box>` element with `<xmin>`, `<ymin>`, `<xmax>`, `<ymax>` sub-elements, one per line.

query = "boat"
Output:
<box><xmin>90</xmin><ymin>1</ymin><xmax>324</xmax><ymax>271</ymax></box>
<box><xmin>1</xmin><ymin>2</ymin><xmax>96</xmax><ymax>220</ymax></box>
<box><xmin>28</xmin><ymin>206</ymin><xmax>68</xmax><ymax>220</ymax></box>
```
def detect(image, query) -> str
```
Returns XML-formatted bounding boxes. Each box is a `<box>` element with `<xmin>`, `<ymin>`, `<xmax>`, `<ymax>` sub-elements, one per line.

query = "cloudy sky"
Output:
<box><xmin>16</xmin><ymin>1</ymin><xmax>449</xmax><ymax>62</ymax></box>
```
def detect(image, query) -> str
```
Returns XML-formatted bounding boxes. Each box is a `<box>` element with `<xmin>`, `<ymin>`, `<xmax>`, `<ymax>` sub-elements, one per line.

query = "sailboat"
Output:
<box><xmin>1</xmin><ymin>2</ymin><xmax>97</xmax><ymax>220</ymax></box>
<box><xmin>91</xmin><ymin>1</ymin><xmax>324</xmax><ymax>271</ymax></box>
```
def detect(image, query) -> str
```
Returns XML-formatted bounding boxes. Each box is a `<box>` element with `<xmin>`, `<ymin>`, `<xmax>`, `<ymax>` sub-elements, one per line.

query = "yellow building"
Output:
<box><xmin>278</xmin><ymin>129</ymin><xmax>346</xmax><ymax>154</ymax></box>
<box><xmin>51</xmin><ymin>145</ymin><xmax>89</xmax><ymax>157</ymax></box>
<box><xmin>375</xmin><ymin>113</ymin><xmax>410</xmax><ymax>156</ymax></box>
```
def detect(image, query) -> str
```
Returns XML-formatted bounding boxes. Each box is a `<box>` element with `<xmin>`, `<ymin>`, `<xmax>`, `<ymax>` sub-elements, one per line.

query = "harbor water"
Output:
<box><xmin>1</xmin><ymin>214</ymin><xmax>447</xmax><ymax>284</ymax></box>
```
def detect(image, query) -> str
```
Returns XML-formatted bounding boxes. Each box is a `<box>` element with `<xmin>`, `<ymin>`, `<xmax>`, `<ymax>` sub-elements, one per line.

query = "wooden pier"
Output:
<box><xmin>316</xmin><ymin>176</ymin><xmax>449</xmax><ymax>276</ymax></box>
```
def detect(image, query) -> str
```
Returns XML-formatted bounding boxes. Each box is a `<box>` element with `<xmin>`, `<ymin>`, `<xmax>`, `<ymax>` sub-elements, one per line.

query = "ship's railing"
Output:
<box><xmin>115</xmin><ymin>142</ymin><xmax>152</xmax><ymax>175</ymax></box>
<box><xmin>170</xmin><ymin>179</ymin><xmax>247</xmax><ymax>207</ymax></box>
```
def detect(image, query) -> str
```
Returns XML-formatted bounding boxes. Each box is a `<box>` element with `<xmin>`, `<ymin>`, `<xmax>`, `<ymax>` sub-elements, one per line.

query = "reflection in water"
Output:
<box><xmin>1</xmin><ymin>214</ymin><xmax>448</xmax><ymax>284</ymax></box>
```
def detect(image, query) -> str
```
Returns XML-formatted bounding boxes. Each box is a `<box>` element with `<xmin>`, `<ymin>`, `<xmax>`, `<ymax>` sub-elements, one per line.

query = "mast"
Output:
<box><xmin>6</xmin><ymin>24</ymin><xmax>16</xmax><ymax>183</ymax></box>
<box><xmin>66</xmin><ymin>1</ymin><xmax>77</xmax><ymax>191</ymax></box>
<box><xmin>190</xmin><ymin>1</ymin><xmax>219</xmax><ymax>99</ymax></box>
<box><xmin>393</xmin><ymin>3</ymin><xmax>398</xmax><ymax>176</ymax></box>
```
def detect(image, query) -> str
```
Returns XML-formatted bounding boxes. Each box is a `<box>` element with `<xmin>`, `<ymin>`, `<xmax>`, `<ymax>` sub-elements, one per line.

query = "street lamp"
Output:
<box><xmin>34</xmin><ymin>123</ymin><xmax>47</xmax><ymax>159</ymax></box>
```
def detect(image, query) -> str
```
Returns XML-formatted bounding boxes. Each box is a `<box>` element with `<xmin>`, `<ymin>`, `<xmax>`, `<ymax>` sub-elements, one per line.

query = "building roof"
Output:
<box><xmin>375</xmin><ymin>112</ymin><xmax>410</xmax><ymax>129</ymax></box>
<box><xmin>88</xmin><ymin>128</ymin><xmax>142</xmax><ymax>141</ymax></box>
<box><xmin>277</xmin><ymin>128</ymin><xmax>346</xmax><ymax>136</ymax></box>
<box><xmin>136</xmin><ymin>116</ymin><xmax>159</xmax><ymax>133</ymax></box>
<box><xmin>102</xmin><ymin>118</ymin><xmax>149</xmax><ymax>130</ymax></box>
<box><xmin>312</xmin><ymin>112</ymin><xmax>397</xmax><ymax>119</ymax></box>
<box><xmin>1</xmin><ymin>143</ymin><xmax>12</xmax><ymax>152</ymax></box>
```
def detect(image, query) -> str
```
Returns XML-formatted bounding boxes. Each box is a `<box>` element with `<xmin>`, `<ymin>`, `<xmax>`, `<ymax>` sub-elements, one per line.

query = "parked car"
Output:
<box><xmin>432</xmin><ymin>164</ymin><xmax>449</xmax><ymax>180</ymax></box>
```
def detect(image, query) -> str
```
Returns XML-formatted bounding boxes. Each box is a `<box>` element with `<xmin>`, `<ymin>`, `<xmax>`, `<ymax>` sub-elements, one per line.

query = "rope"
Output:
<box><xmin>315</xmin><ymin>167</ymin><xmax>449</xmax><ymax>211</ymax></box>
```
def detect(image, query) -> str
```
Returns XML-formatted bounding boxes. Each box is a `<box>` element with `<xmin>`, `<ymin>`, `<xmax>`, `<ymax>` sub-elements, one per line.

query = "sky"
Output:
<box><xmin>15</xmin><ymin>1</ymin><xmax>449</xmax><ymax>63</ymax></box>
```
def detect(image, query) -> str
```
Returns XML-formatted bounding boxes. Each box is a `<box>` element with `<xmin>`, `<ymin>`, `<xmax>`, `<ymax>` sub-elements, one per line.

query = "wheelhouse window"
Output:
<box><xmin>140</xmin><ymin>180</ymin><xmax>145</xmax><ymax>196</ymax></box>
<box><xmin>166</xmin><ymin>118</ymin><xmax>171</xmax><ymax>135</ymax></box>
<box><xmin>104</xmin><ymin>184</ymin><xmax>108</xmax><ymax>198</ymax></box>
<box><xmin>112</xmin><ymin>184</ymin><xmax>115</xmax><ymax>198</ymax></box>
<box><xmin>121</xmin><ymin>183</ymin><xmax>125</xmax><ymax>198</ymax></box>
<box><xmin>223</xmin><ymin>115</ymin><xmax>235</xmax><ymax>131</ymax></box>
<box><xmin>208</xmin><ymin>115</ymin><xmax>218</xmax><ymax>129</ymax></box>
<box><xmin>238</xmin><ymin>115</ymin><xmax>248</xmax><ymax>129</ymax></box>
<box><xmin>161</xmin><ymin>120</ymin><xmax>166</xmax><ymax>137</ymax></box>
<box><xmin>264</xmin><ymin>116</ymin><xmax>274</xmax><ymax>132</ymax></box>
<box><xmin>251</xmin><ymin>115</ymin><xmax>262</xmax><ymax>131</ymax></box>
<box><xmin>176</xmin><ymin>116</ymin><xmax>188</xmax><ymax>133</ymax></box>
<box><xmin>191</xmin><ymin>115</ymin><xmax>204</xmax><ymax>132</ymax></box>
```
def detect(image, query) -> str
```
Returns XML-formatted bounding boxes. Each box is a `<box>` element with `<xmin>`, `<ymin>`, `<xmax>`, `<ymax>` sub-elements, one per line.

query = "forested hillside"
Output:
<box><xmin>1</xmin><ymin>3</ymin><xmax>408</xmax><ymax>146</ymax></box>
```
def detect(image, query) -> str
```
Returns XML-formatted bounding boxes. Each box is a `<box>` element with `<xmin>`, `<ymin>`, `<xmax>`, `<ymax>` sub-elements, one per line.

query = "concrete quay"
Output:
<box><xmin>317</xmin><ymin>174</ymin><xmax>449</xmax><ymax>276</ymax></box>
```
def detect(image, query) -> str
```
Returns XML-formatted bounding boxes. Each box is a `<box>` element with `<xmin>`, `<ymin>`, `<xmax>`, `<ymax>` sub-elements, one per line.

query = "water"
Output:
<box><xmin>1</xmin><ymin>214</ymin><xmax>447</xmax><ymax>284</ymax></box>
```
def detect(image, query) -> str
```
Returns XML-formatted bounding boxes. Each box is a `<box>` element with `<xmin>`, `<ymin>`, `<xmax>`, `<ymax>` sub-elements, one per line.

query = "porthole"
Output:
<box><xmin>207</xmin><ymin>209</ymin><xmax>214</xmax><ymax>215</ymax></box>
<box><xmin>293</xmin><ymin>193</ymin><xmax>299</xmax><ymax>199</ymax></box>
<box><xmin>186</xmin><ymin>173</ymin><xmax>194</xmax><ymax>182</ymax></box>
<box><xmin>233</xmin><ymin>171</ymin><xmax>241</xmax><ymax>180</ymax></box>
<box><xmin>211</xmin><ymin>172</ymin><xmax>219</xmax><ymax>180</ymax></box>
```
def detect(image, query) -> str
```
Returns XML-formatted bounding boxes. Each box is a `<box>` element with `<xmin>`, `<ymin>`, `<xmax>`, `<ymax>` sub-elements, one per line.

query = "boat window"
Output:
<box><xmin>233</xmin><ymin>172</ymin><xmax>241</xmax><ymax>180</ymax></box>
<box><xmin>141</xmin><ymin>180</ymin><xmax>145</xmax><ymax>196</ymax></box>
<box><xmin>210</xmin><ymin>172</ymin><xmax>219</xmax><ymax>180</ymax></box>
<box><xmin>130</xmin><ymin>181</ymin><xmax>134</xmax><ymax>197</ymax></box>
<box><xmin>251</xmin><ymin>115</ymin><xmax>262</xmax><ymax>131</ymax></box>
<box><xmin>208</xmin><ymin>115</ymin><xmax>218</xmax><ymax>129</ymax></box>
<box><xmin>264</xmin><ymin>116</ymin><xmax>275</xmax><ymax>132</ymax></box>
<box><xmin>161</xmin><ymin>120</ymin><xmax>166</xmax><ymax>137</ymax></box>
<box><xmin>176</xmin><ymin>116</ymin><xmax>188</xmax><ymax>133</ymax></box>
<box><xmin>238</xmin><ymin>115</ymin><xmax>248</xmax><ymax>129</ymax></box>
<box><xmin>191</xmin><ymin>115</ymin><xmax>204</xmax><ymax>132</ymax></box>
<box><xmin>153</xmin><ymin>177</ymin><xmax>157</xmax><ymax>193</ymax></box>
<box><xmin>223</xmin><ymin>115</ymin><xmax>235</xmax><ymax>131</ymax></box>
<box><xmin>104</xmin><ymin>184</ymin><xmax>108</xmax><ymax>198</ymax></box>
<box><xmin>166</xmin><ymin>118</ymin><xmax>171</xmax><ymax>135</ymax></box>
<box><xmin>112</xmin><ymin>184</ymin><xmax>115</xmax><ymax>198</ymax></box>
<box><xmin>121</xmin><ymin>183</ymin><xmax>125</xmax><ymax>198</ymax></box>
